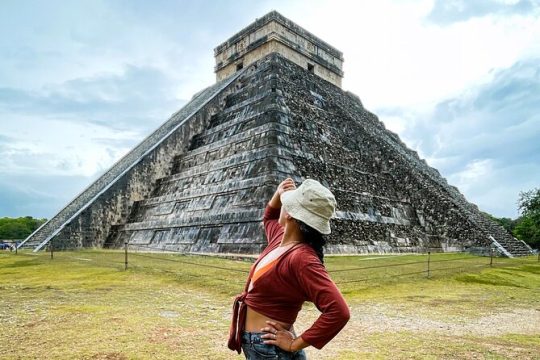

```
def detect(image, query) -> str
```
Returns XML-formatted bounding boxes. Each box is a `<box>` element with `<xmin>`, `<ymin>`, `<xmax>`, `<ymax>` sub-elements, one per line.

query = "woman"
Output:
<box><xmin>228</xmin><ymin>178</ymin><xmax>350</xmax><ymax>359</ymax></box>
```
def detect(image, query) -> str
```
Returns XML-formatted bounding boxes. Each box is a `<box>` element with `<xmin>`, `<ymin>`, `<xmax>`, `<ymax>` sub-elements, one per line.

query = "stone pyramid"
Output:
<box><xmin>19</xmin><ymin>11</ymin><xmax>532</xmax><ymax>257</ymax></box>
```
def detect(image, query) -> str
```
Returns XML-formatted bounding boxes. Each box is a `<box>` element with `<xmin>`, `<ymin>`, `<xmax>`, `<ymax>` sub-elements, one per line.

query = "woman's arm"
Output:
<box><xmin>268</xmin><ymin>178</ymin><xmax>295</xmax><ymax>210</ymax></box>
<box><xmin>261</xmin><ymin>254</ymin><xmax>350</xmax><ymax>351</ymax></box>
<box><xmin>297</xmin><ymin>260</ymin><xmax>350</xmax><ymax>349</ymax></box>
<box><xmin>263</xmin><ymin>178</ymin><xmax>296</xmax><ymax>242</ymax></box>
<box><xmin>294</xmin><ymin>255</ymin><xmax>350</xmax><ymax>350</ymax></box>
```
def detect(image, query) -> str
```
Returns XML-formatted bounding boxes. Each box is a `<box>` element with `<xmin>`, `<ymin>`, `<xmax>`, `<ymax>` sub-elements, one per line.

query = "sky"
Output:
<box><xmin>0</xmin><ymin>0</ymin><xmax>539</xmax><ymax>219</ymax></box>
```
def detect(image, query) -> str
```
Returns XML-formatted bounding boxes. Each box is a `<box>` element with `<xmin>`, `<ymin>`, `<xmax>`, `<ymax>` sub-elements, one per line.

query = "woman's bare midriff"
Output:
<box><xmin>245</xmin><ymin>306</ymin><xmax>292</xmax><ymax>332</ymax></box>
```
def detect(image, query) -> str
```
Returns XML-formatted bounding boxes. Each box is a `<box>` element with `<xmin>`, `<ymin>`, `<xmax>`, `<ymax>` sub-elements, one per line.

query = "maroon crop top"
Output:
<box><xmin>228</xmin><ymin>204</ymin><xmax>350</xmax><ymax>353</ymax></box>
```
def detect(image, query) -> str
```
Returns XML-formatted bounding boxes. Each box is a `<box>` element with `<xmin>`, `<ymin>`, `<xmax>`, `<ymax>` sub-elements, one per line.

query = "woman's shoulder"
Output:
<box><xmin>287</xmin><ymin>244</ymin><xmax>321</xmax><ymax>266</ymax></box>
<box><xmin>285</xmin><ymin>245</ymin><xmax>329</xmax><ymax>287</ymax></box>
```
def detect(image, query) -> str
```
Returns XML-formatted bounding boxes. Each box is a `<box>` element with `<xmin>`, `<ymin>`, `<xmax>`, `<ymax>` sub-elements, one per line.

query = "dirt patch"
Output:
<box><xmin>294</xmin><ymin>302</ymin><xmax>540</xmax><ymax>359</ymax></box>
<box><xmin>86</xmin><ymin>352</ymin><xmax>127</xmax><ymax>360</ymax></box>
<box><xmin>465</xmin><ymin>337</ymin><xmax>538</xmax><ymax>359</ymax></box>
<box><xmin>148</xmin><ymin>326</ymin><xmax>200</xmax><ymax>349</ymax></box>
<box><xmin>344</xmin><ymin>303</ymin><xmax>540</xmax><ymax>336</ymax></box>
<box><xmin>22</xmin><ymin>317</ymin><xmax>47</xmax><ymax>328</ymax></box>
<box><xmin>159</xmin><ymin>310</ymin><xmax>180</xmax><ymax>318</ymax></box>
<box><xmin>149</xmin><ymin>326</ymin><xmax>183</xmax><ymax>343</ymax></box>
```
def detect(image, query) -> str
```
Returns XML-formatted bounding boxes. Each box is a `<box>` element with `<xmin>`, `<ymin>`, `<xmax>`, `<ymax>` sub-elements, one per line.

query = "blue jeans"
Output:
<box><xmin>241</xmin><ymin>332</ymin><xmax>307</xmax><ymax>359</ymax></box>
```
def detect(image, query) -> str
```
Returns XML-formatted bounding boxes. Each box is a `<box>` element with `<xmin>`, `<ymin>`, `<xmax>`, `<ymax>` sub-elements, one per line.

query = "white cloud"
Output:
<box><xmin>0</xmin><ymin>0</ymin><xmax>539</xmax><ymax>219</ymax></box>
<box><xmin>448</xmin><ymin>158</ymin><xmax>494</xmax><ymax>192</ymax></box>
<box><xmin>263</xmin><ymin>1</ymin><xmax>540</xmax><ymax>110</ymax></box>
<box><xmin>0</xmin><ymin>114</ymin><xmax>138</xmax><ymax>177</ymax></box>
<box><xmin>378</xmin><ymin>58</ymin><xmax>540</xmax><ymax>217</ymax></box>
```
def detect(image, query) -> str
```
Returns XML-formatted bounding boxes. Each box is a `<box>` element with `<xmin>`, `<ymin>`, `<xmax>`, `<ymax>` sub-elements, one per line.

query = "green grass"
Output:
<box><xmin>0</xmin><ymin>250</ymin><xmax>538</xmax><ymax>359</ymax></box>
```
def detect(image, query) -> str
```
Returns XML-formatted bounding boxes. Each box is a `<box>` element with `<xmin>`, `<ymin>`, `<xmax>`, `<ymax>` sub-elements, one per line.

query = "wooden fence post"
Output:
<box><xmin>427</xmin><ymin>251</ymin><xmax>431</xmax><ymax>278</ymax></box>
<box><xmin>125</xmin><ymin>241</ymin><xmax>128</xmax><ymax>270</ymax></box>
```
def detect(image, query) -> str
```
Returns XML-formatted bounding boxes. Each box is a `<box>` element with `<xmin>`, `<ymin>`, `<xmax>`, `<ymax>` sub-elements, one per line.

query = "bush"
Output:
<box><xmin>514</xmin><ymin>188</ymin><xmax>540</xmax><ymax>249</ymax></box>
<box><xmin>0</xmin><ymin>217</ymin><xmax>47</xmax><ymax>239</ymax></box>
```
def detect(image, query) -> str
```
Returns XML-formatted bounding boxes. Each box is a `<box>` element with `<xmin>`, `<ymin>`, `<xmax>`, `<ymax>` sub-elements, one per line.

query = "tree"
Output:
<box><xmin>0</xmin><ymin>217</ymin><xmax>47</xmax><ymax>240</ymax></box>
<box><xmin>514</xmin><ymin>188</ymin><xmax>540</xmax><ymax>249</ymax></box>
<box><xmin>482</xmin><ymin>212</ymin><xmax>517</xmax><ymax>234</ymax></box>
<box><xmin>518</xmin><ymin>188</ymin><xmax>540</xmax><ymax>217</ymax></box>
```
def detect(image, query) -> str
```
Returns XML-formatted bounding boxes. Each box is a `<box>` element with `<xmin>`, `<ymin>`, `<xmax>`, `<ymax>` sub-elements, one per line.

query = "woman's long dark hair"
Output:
<box><xmin>296</xmin><ymin>220</ymin><xmax>326</xmax><ymax>264</ymax></box>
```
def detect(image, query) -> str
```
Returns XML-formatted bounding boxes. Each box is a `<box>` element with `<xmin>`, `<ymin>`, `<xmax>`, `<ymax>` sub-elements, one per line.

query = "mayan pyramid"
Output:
<box><xmin>19</xmin><ymin>11</ymin><xmax>532</xmax><ymax>257</ymax></box>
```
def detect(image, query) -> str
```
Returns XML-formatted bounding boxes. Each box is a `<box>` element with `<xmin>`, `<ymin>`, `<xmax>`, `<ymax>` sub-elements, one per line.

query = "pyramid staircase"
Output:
<box><xmin>17</xmin><ymin>68</ymin><xmax>246</xmax><ymax>252</ymax></box>
<box><xmin>107</xmin><ymin>57</ymin><xmax>293</xmax><ymax>254</ymax></box>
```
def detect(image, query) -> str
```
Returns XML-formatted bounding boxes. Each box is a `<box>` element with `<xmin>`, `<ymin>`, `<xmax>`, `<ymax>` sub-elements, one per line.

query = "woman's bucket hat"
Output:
<box><xmin>280</xmin><ymin>179</ymin><xmax>336</xmax><ymax>234</ymax></box>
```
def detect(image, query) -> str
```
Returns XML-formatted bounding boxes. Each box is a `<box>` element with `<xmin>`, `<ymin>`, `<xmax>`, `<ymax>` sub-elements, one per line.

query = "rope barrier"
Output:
<box><xmin>428</xmin><ymin>264</ymin><xmax>487</xmax><ymax>273</ymax></box>
<box><xmin>329</xmin><ymin>253</ymin><xmax>521</xmax><ymax>274</ymax></box>
<box><xmin>428</xmin><ymin>256</ymin><xmax>482</xmax><ymax>263</ymax></box>
<box><xmin>129</xmin><ymin>243</ymin><xmax>258</xmax><ymax>263</ymax></box>
<box><xmin>336</xmin><ymin>270</ymin><xmax>427</xmax><ymax>284</ymax></box>
<box><xmin>129</xmin><ymin>251</ymin><xmax>250</xmax><ymax>274</ymax></box>
<box><xmin>334</xmin><ymin>255</ymin><xmax>537</xmax><ymax>284</ymax></box>
<box><xmin>129</xmin><ymin>262</ymin><xmax>246</xmax><ymax>286</ymax></box>
<box><xmin>329</xmin><ymin>259</ymin><xmax>426</xmax><ymax>273</ymax></box>
<box><xmin>128</xmin><ymin>243</ymin><xmax>182</xmax><ymax>253</ymax></box>
<box><xmin>488</xmin><ymin>259</ymin><xmax>539</xmax><ymax>268</ymax></box>
<box><xmin>57</xmin><ymin>253</ymin><xmax>125</xmax><ymax>268</ymax></box>
<box><xmin>17</xmin><ymin>246</ymin><xmax>536</xmax><ymax>288</ymax></box>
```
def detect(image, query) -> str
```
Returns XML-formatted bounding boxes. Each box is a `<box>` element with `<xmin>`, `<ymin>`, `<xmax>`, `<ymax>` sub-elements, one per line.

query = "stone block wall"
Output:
<box><xmin>29</xmin><ymin>68</ymin><xmax>246</xmax><ymax>250</ymax></box>
<box><xmin>269</xmin><ymin>54</ymin><xmax>527</xmax><ymax>255</ymax></box>
<box><xmin>113</xmin><ymin>56</ymin><xmax>290</xmax><ymax>254</ymax></box>
<box><xmin>30</xmin><ymin>52</ymin><xmax>531</xmax><ymax>257</ymax></box>
<box><xmin>215</xmin><ymin>11</ymin><xmax>343</xmax><ymax>87</ymax></box>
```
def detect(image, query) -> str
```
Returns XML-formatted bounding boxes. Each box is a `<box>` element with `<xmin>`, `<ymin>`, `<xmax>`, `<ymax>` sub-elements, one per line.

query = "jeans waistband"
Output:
<box><xmin>242</xmin><ymin>331</ymin><xmax>266</xmax><ymax>344</ymax></box>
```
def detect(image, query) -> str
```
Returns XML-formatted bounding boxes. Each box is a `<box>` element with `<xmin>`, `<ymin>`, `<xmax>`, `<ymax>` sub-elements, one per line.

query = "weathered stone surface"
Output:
<box><xmin>214</xmin><ymin>11</ymin><xmax>343</xmax><ymax>87</ymax></box>
<box><xmin>18</xmin><ymin>69</ymin><xmax>247</xmax><ymax>251</ymax></box>
<box><xmin>19</xmin><ymin>12</ymin><xmax>532</xmax><ymax>257</ymax></box>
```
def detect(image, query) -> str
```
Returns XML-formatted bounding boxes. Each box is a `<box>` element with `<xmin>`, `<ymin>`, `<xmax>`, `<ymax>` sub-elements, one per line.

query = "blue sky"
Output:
<box><xmin>0</xmin><ymin>0</ymin><xmax>539</xmax><ymax>219</ymax></box>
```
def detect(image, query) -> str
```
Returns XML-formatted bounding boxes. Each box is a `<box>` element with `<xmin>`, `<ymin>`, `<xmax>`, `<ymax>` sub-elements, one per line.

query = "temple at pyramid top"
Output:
<box><xmin>214</xmin><ymin>11</ymin><xmax>344</xmax><ymax>87</ymax></box>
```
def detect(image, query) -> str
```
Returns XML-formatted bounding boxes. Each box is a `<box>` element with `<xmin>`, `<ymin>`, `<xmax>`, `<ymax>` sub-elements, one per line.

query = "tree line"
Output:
<box><xmin>485</xmin><ymin>187</ymin><xmax>540</xmax><ymax>250</ymax></box>
<box><xmin>0</xmin><ymin>216</ymin><xmax>47</xmax><ymax>240</ymax></box>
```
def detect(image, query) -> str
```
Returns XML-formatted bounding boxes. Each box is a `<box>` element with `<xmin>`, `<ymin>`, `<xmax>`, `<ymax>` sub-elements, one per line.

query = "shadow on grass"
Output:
<box><xmin>0</xmin><ymin>258</ymin><xmax>42</xmax><ymax>269</ymax></box>
<box><xmin>514</xmin><ymin>265</ymin><xmax>540</xmax><ymax>275</ymax></box>
<box><xmin>456</xmin><ymin>272</ymin><xmax>529</xmax><ymax>288</ymax></box>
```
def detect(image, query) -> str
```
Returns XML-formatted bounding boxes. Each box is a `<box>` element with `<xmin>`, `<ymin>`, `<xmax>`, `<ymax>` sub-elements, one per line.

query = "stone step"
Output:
<box><xmin>189</xmin><ymin>108</ymin><xmax>286</xmax><ymax>152</ymax></box>
<box><xmin>172</xmin><ymin>144</ymin><xmax>284</xmax><ymax>180</ymax></box>
<box><xmin>143</xmin><ymin>174</ymin><xmax>275</xmax><ymax>206</ymax></box>
<box><xmin>18</xmin><ymin>67</ymin><xmax>247</xmax><ymax>252</ymax></box>
<box><xmin>177</xmin><ymin>111</ymin><xmax>293</xmax><ymax>159</ymax></box>
<box><xmin>124</xmin><ymin>208</ymin><xmax>263</xmax><ymax>231</ymax></box>
<box><xmin>174</xmin><ymin>132</ymin><xmax>279</xmax><ymax>175</ymax></box>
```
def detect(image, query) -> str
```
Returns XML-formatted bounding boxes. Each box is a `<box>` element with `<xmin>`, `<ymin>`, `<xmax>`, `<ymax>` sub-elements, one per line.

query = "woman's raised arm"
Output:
<box><xmin>268</xmin><ymin>178</ymin><xmax>296</xmax><ymax>209</ymax></box>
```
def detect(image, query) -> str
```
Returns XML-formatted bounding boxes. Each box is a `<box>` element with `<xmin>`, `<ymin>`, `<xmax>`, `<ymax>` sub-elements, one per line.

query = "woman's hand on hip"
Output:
<box><xmin>260</xmin><ymin>320</ymin><xmax>296</xmax><ymax>351</ymax></box>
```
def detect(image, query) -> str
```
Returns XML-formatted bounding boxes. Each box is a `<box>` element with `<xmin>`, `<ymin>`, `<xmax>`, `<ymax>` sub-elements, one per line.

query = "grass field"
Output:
<box><xmin>0</xmin><ymin>250</ymin><xmax>539</xmax><ymax>359</ymax></box>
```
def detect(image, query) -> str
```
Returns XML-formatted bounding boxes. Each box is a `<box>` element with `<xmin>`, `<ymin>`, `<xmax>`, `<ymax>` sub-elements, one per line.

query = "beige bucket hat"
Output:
<box><xmin>280</xmin><ymin>179</ymin><xmax>337</xmax><ymax>234</ymax></box>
